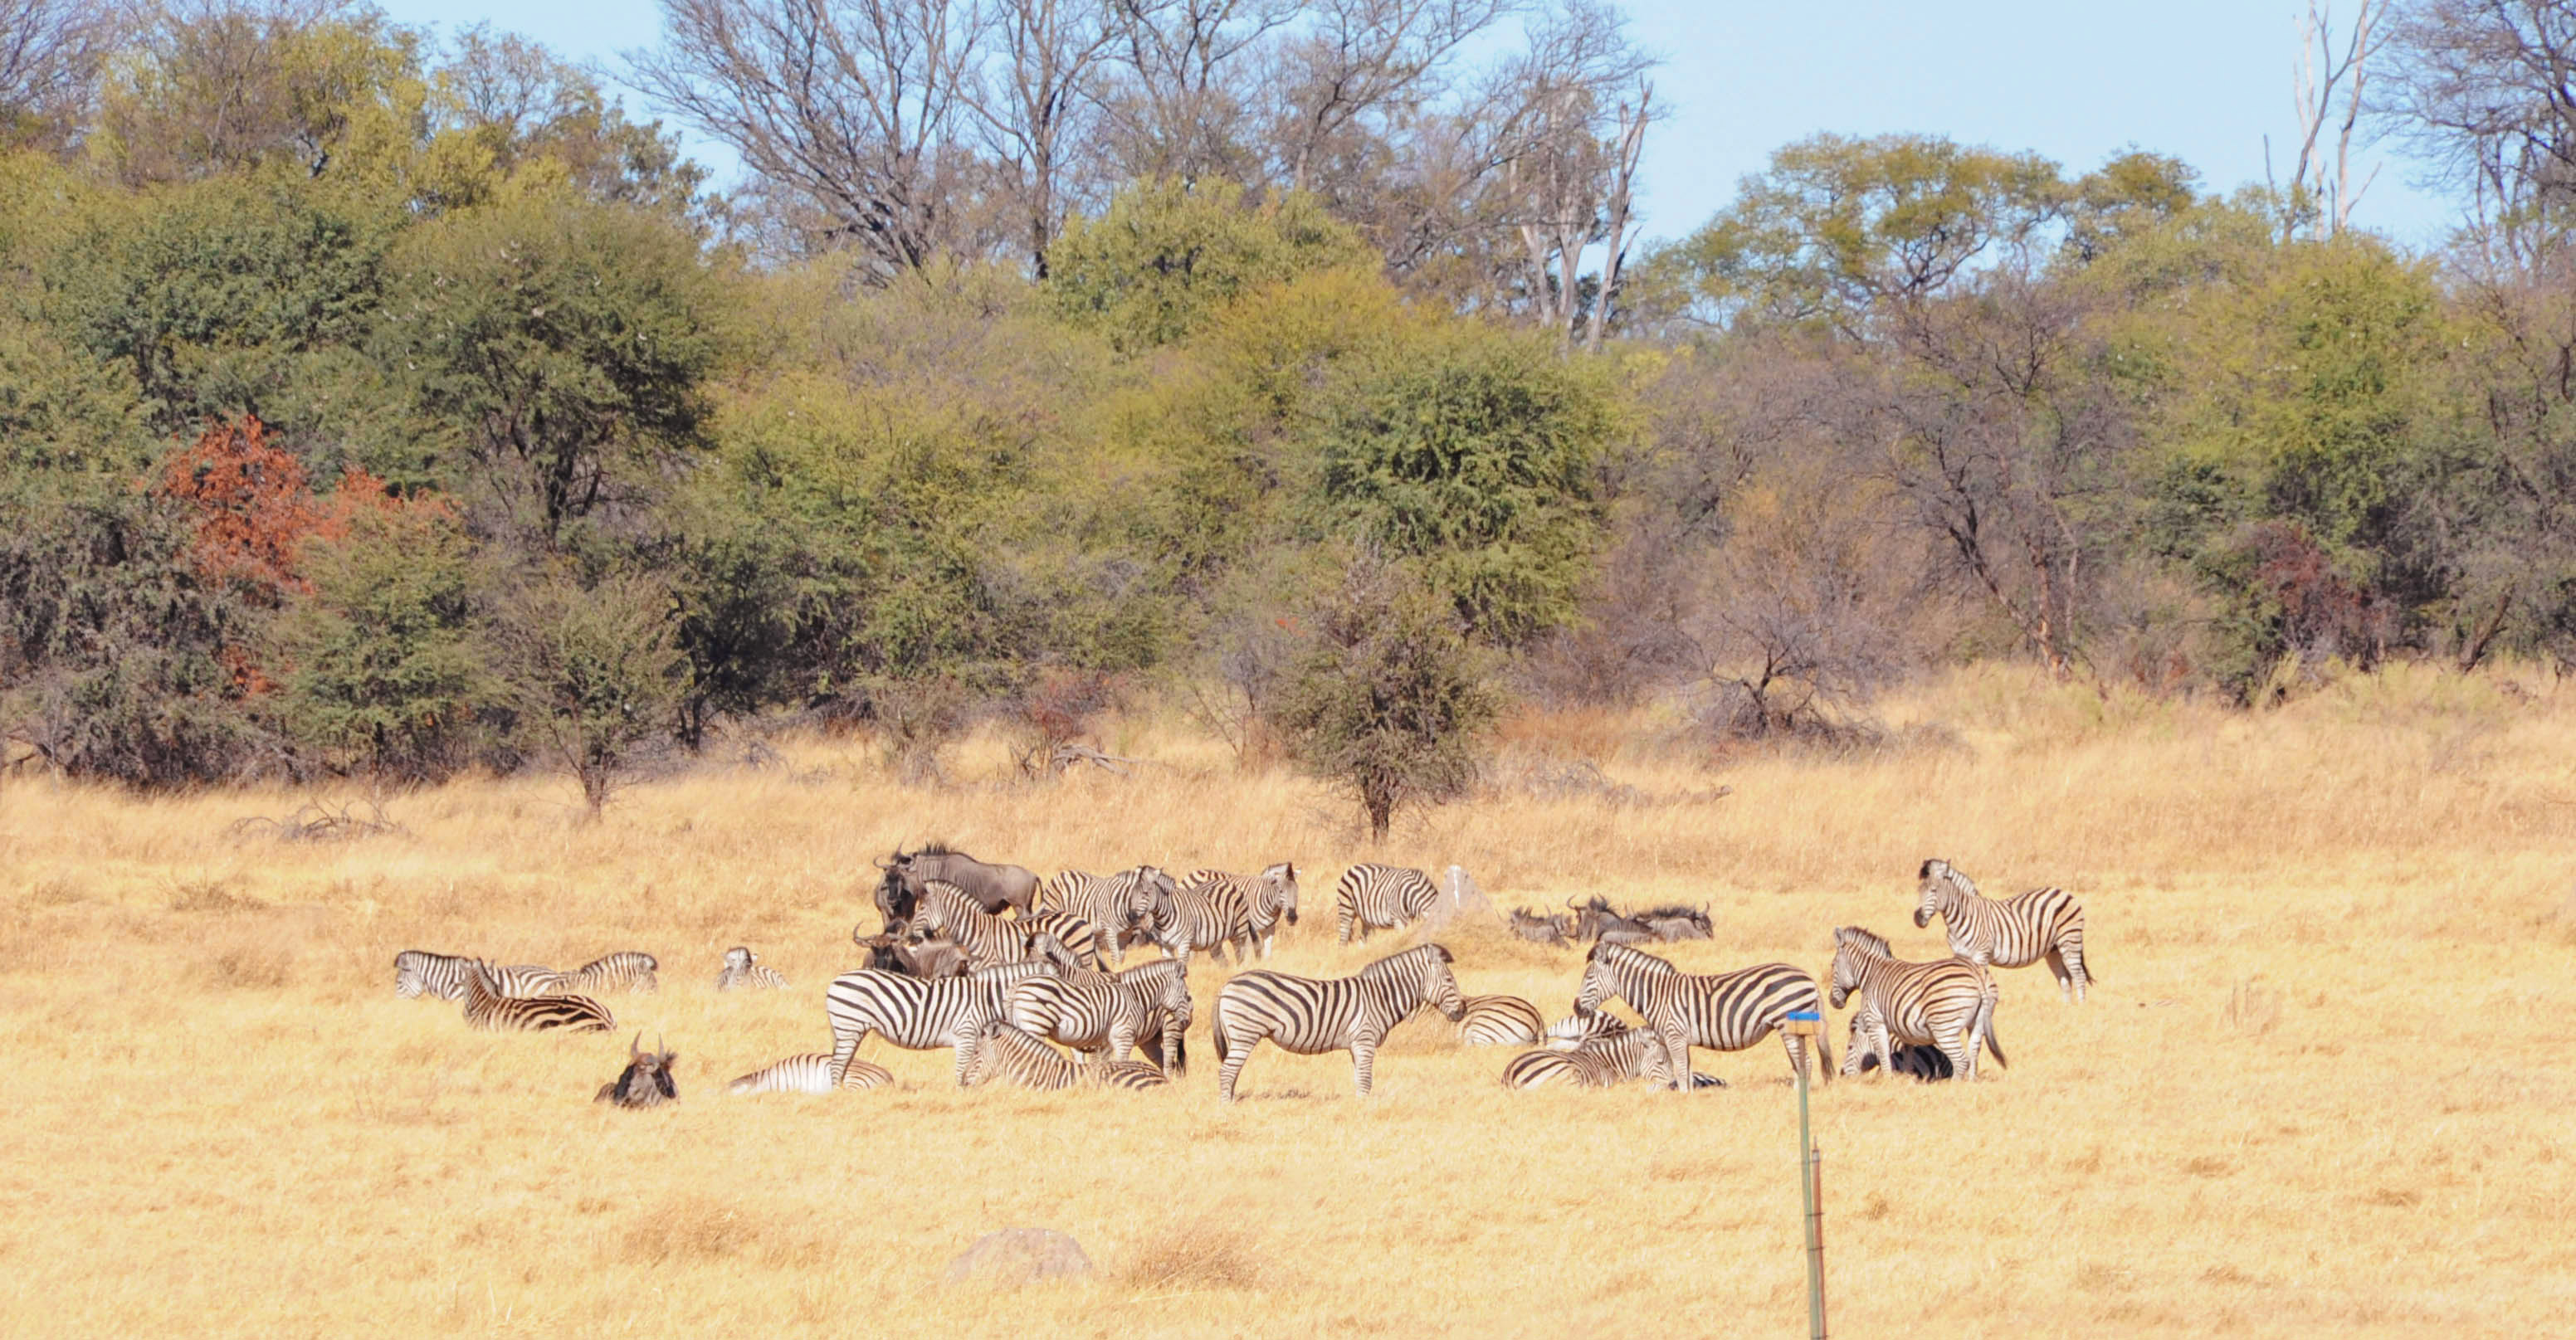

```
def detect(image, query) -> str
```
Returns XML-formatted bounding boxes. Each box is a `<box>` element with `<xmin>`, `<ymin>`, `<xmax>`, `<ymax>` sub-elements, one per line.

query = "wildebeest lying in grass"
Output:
<box><xmin>596</xmin><ymin>1035</ymin><xmax>679</xmax><ymax>1108</ymax></box>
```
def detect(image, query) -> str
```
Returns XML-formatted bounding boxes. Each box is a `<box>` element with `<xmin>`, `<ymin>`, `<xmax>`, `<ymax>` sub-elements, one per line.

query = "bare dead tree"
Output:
<box><xmin>1489</xmin><ymin>0</ymin><xmax>1656</xmax><ymax>348</ymax></box>
<box><xmin>1095</xmin><ymin>0</ymin><xmax>1299</xmax><ymax>183</ymax></box>
<box><xmin>1268</xmin><ymin>0</ymin><xmax>1517</xmax><ymax>192</ymax></box>
<box><xmin>628</xmin><ymin>0</ymin><xmax>985</xmax><ymax>279</ymax></box>
<box><xmin>2281</xmin><ymin>0</ymin><xmax>2391</xmax><ymax>237</ymax></box>
<box><xmin>2380</xmin><ymin>0</ymin><xmax>2576</xmax><ymax>230</ymax></box>
<box><xmin>0</xmin><ymin>0</ymin><xmax>111</xmax><ymax>149</ymax></box>
<box><xmin>969</xmin><ymin>0</ymin><xmax>1121</xmax><ymax>274</ymax></box>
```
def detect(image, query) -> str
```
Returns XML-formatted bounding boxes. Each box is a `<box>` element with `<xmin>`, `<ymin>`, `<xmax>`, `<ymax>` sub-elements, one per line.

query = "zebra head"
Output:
<box><xmin>393</xmin><ymin>951</ymin><xmax>429</xmax><ymax>998</ymax></box>
<box><xmin>1915</xmin><ymin>860</ymin><xmax>1971</xmax><ymax>928</ymax></box>
<box><xmin>1263</xmin><ymin>862</ymin><xmax>1299</xmax><ymax>925</ymax></box>
<box><xmin>723</xmin><ymin>946</ymin><xmax>755</xmax><ymax>972</ymax></box>
<box><xmin>1421</xmin><ymin>943</ymin><xmax>1466</xmax><ymax>1021</ymax></box>
<box><xmin>1115</xmin><ymin>866</ymin><xmax>1170</xmax><ymax>933</ymax></box>
<box><xmin>1828</xmin><ymin>926</ymin><xmax>1895</xmax><ymax>1009</ymax></box>
<box><xmin>1573</xmin><ymin>940</ymin><xmax>1661</xmax><ymax>1017</ymax></box>
<box><xmin>1156</xmin><ymin>972</ymin><xmax>1195</xmax><ymax>1034</ymax></box>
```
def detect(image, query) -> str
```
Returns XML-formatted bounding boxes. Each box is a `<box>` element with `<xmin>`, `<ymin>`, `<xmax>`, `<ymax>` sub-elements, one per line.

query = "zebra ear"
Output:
<box><xmin>1919</xmin><ymin>859</ymin><xmax>1939</xmax><ymax>880</ymax></box>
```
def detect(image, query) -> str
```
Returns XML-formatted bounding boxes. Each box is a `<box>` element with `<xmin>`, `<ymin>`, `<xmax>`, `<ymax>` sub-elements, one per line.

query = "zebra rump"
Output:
<box><xmin>1457</xmin><ymin>994</ymin><xmax>1545</xmax><ymax>1045</ymax></box>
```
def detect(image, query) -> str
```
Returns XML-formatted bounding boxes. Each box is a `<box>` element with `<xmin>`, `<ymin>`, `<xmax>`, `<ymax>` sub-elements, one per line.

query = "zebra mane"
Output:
<box><xmin>1588</xmin><ymin>939</ymin><xmax>1675</xmax><ymax>973</ymax></box>
<box><xmin>1360</xmin><ymin>943</ymin><xmax>1454</xmax><ymax>980</ymax></box>
<box><xmin>1833</xmin><ymin>925</ymin><xmax>1895</xmax><ymax>958</ymax></box>
<box><xmin>1920</xmin><ymin>860</ymin><xmax>1978</xmax><ymax>899</ymax></box>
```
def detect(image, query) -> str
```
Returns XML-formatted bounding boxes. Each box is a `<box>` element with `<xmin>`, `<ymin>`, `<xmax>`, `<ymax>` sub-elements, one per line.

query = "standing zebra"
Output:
<box><xmin>715</xmin><ymin>946</ymin><xmax>788</xmax><ymax>991</ymax></box>
<box><xmin>1573</xmin><ymin>941</ymin><xmax>1832</xmax><ymax>1089</ymax></box>
<box><xmin>458</xmin><ymin>960</ymin><xmax>616</xmax><ymax>1032</ymax></box>
<box><xmin>1456</xmin><ymin>994</ymin><xmax>1546</xmax><ymax>1046</ymax></box>
<box><xmin>726</xmin><ymin>1054</ymin><xmax>894</xmax><ymax>1094</ymax></box>
<box><xmin>1017</xmin><ymin>909</ymin><xmax>1112</xmax><ymax>972</ymax></box>
<box><xmin>568</xmin><ymin>951</ymin><xmax>660</xmax><ymax>994</ymax></box>
<box><xmin>1181</xmin><ymin>864</ymin><xmax>1300</xmax><ymax>959</ymax></box>
<box><xmin>964</xmin><ymin>1023</ymin><xmax>1171</xmax><ymax>1092</ymax></box>
<box><xmin>823</xmin><ymin>959</ymin><xmax>1056</xmax><ymax>1087</ymax></box>
<box><xmin>1332</xmin><ymin>864</ymin><xmax>1441</xmax><ymax>944</ymax></box>
<box><xmin>1212</xmin><ymin>943</ymin><xmax>1466</xmax><ymax>1101</ymax></box>
<box><xmin>1039</xmin><ymin>867</ymin><xmax>1172</xmax><ymax>965</ymax></box>
<box><xmin>1149</xmin><ymin>875</ymin><xmax>1254</xmax><ymax>972</ymax></box>
<box><xmin>395</xmin><ymin>951</ymin><xmax>573</xmax><ymax>1001</ymax></box>
<box><xmin>1842</xmin><ymin>1012</ymin><xmax>1958</xmax><ymax>1081</ymax></box>
<box><xmin>1915</xmin><ymin>859</ymin><xmax>2094</xmax><ymax>1001</ymax></box>
<box><xmin>1007</xmin><ymin>957</ymin><xmax>1193</xmax><ymax>1073</ymax></box>
<box><xmin>1830</xmin><ymin>926</ymin><xmax>2004</xmax><ymax>1081</ymax></box>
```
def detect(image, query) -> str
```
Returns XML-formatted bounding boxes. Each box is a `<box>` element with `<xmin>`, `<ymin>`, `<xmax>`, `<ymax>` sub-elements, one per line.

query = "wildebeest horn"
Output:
<box><xmin>1564</xmin><ymin>896</ymin><xmax>1580</xmax><ymax>910</ymax></box>
<box><xmin>629</xmin><ymin>1031</ymin><xmax>642</xmax><ymax>1059</ymax></box>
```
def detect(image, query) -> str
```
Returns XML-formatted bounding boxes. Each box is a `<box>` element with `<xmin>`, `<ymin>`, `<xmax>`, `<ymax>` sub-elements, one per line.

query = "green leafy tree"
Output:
<box><xmin>1273</xmin><ymin>555</ymin><xmax>1500</xmax><ymax>841</ymax></box>
<box><xmin>380</xmin><ymin>186</ymin><xmax>734</xmax><ymax>543</ymax></box>
<box><xmin>1310</xmin><ymin>329</ymin><xmax>1614</xmax><ymax>645</ymax></box>
<box><xmin>490</xmin><ymin>570</ymin><xmax>683</xmax><ymax>814</ymax></box>
<box><xmin>1046</xmin><ymin>178</ymin><xmax>1371</xmax><ymax>352</ymax></box>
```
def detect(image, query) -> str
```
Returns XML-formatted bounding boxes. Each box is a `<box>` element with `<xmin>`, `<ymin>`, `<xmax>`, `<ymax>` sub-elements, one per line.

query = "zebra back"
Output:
<box><xmin>914</xmin><ymin>881</ymin><xmax>1035</xmax><ymax>969</ymax></box>
<box><xmin>1457</xmin><ymin>993</ymin><xmax>1545</xmax><ymax>1046</ymax></box>
<box><xmin>1020</xmin><ymin>909</ymin><xmax>1110</xmax><ymax>969</ymax></box>
<box><xmin>1830</xmin><ymin>926</ymin><xmax>1999</xmax><ymax>1074</ymax></box>
<box><xmin>1916</xmin><ymin>859</ymin><xmax>2091</xmax><ymax>979</ymax></box>
<box><xmin>459</xmin><ymin>960</ymin><xmax>615</xmax><ymax>1032</ymax></box>
<box><xmin>1332</xmin><ymin>863</ymin><xmax>1439</xmax><ymax>942</ymax></box>
<box><xmin>1156</xmin><ymin>877</ymin><xmax>1250</xmax><ymax>961</ymax></box>
<box><xmin>573</xmin><ymin>950</ymin><xmax>659</xmax><ymax>993</ymax></box>
<box><xmin>726</xmin><ymin>1053</ymin><xmax>893</xmax><ymax>1094</ymax></box>
<box><xmin>1575</xmin><ymin>940</ymin><xmax>1832</xmax><ymax>1080</ymax></box>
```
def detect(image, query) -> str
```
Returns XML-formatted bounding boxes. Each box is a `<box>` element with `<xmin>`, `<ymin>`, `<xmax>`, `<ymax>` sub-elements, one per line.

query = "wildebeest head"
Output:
<box><xmin>873</xmin><ymin>850</ymin><xmax>920</xmax><ymax>928</ymax></box>
<box><xmin>1509</xmin><ymin>908</ymin><xmax>1572</xmax><ymax>946</ymax></box>
<box><xmin>597</xmin><ymin>1033</ymin><xmax>679</xmax><ymax>1109</ymax></box>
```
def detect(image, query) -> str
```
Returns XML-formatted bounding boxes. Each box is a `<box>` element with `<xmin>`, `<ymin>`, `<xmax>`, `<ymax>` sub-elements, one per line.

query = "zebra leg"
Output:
<box><xmin>2061</xmin><ymin>933</ymin><xmax>2091</xmax><ymax>1002</ymax></box>
<box><xmin>1109</xmin><ymin>1020</ymin><xmax>1136</xmax><ymax>1064</ymax></box>
<box><xmin>1659</xmin><ymin>1022</ymin><xmax>1691</xmax><ymax>1093</ymax></box>
<box><xmin>1336</xmin><ymin>911</ymin><xmax>1354</xmax><ymax>945</ymax></box>
<box><xmin>1351</xmin><ymin>1031</ymin><xmax>1381</xmax><ymax>1097</ymax></box>
<box><xmin>829</xmin><ymin>1026</ymin><xmax>866</xmax><ymax>1088</ymax></box>
<box><xmin>953</xmin><ymin>1030</ymin><xmax>981</xmax><ymax>1088</ymax></box>
<box><xmin>1937</xmin><ymin>1021</ymin><xmax>1975</xmax><ymax>1082</ymax></box>
<box><xmin>1217</xmin><ymin>1029</ymin><xmax>1251</xmax><ymax>1103</ymax></box>
<box><xmin>2047</xmin><ymin>947</ymin><xmax>2073</xmax><ymax>1001</ymax></box>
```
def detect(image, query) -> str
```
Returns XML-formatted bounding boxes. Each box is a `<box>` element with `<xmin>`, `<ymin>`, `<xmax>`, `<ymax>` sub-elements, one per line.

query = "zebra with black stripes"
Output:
<box><xmin>909</xmin><ymin>881</ymin><xmax>1041</xmax><ymax>971</ymax></box>
<box><xmin>395</xmin><ymin>950</ymin><xmax>572</xmax><ymax>1001</ymax></box>
<box><xmin>458</xmin><ymin>959</ymin><xmax>615</xmax><ymax>1032</ymax></box>
<box><xmin>1212</xmin><ymin>943</ymin><xmax>1466</xmax><ymax>1101</ymax></box>
<box><xmin>823</xmin><ymin>958</ymin><xmax>1056</xmax><ymax>1087</ymax></box>
<box><xmin>568</xmin><ymin>951</ymin><xmax>660</xmax><ymax>994</ymax></box>
<box><xmin>1456</xmin><ymin>993</ymin><xmax>1545</xmax><ymax>1046</ymax></box>
<box><xmin>1573</xmin><ymin>941</ymin><xmax>1832</xmax><ymax>1089</ymax></box>
<box><xmin>1915</xmin><ymin>859</ymin><xmax>2095</xmax><ymax>1002</ymax></box>
<box><xmin>964</xmin><ymin>1022</ymin><xmax>1171</xmax><ymax>1092</ymax></box>
<box><xmin>1038</xmin><ymin>867</ymin><xmax>1172</xmax><ymax>965</ymax></box>
<box><xmin>726</xmin><ymin>1054</ymin><xmax>893</xmax><ymax>1094</ymax></box>
<box><xmin>1542</xmin><ymin>1011</ymin><xmax>1630</xmax><ymax>1050</ymax></box>
<box><xmin>1005</xmin><ymin>957</ymin><xmax>1192</xmax><ymax>1074</ymax></box>
<box><xmin>1181</xmin><ymin>863</ymin><xmax>1300</xmax><ymax>959</ymax></box>
<box><xmin>1830</xmin><ymin>926</ymin><xmax>2004</xmax><ymax>1081</ymax></box>
<box><xmin>1501</xmin><ymin>1025</ymin><xmax>1679</xmax><ymax>1089</ymax></box>
<box><xmin>1149</xmin><ymin>874</ymin><xmax>1252</xmax><ymax>972</ymax></box>
<box><xmin>1017</xmin><ymin>909</ymin><xmax>1111</xmax><ymax>971</ymax></box>
<box><xmin>715</xmin><ymin>946</ymin><xmax>787</xmax><ymax>991</ymax></box>
<box><xmin>1332</xmin><ymin>863</ymin><xmax>1440</xmax><ymax>944</ymax></box>
<box><xmin>1842</xmin><ymin>1011</ymin><xmax>1958</xmax><ymax>1081</ymax></box>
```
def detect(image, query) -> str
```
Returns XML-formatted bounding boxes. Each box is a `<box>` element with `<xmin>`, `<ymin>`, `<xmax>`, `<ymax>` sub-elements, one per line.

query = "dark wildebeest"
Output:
<box><xmin>1637</xmin><ymin>904</ymin><xmax>1714</xmax><ymax>942</ymax></box>
<box><xmin>877</xmin><ymin>841</ymin><xmax>1041</xmax><ymax>919</ymax></box>
<box><xmin>1568</xmin><ymin>896</ymin><xmax>1656</xmax><ymax>946</ymax></box>
<box><xmin>1508</xmin><ymin>908</ymin><xmax>1573</xmax><ymax>947</ymax></box>
<box><xmin>852</xmin><ymin>925</ymin><xmax>972</xmax><ymax>979</ymax></box>
<box><xmin>596</xmin><ymin>1034</ymin><xmax>679</xmax><ymax>1108</ymax></box>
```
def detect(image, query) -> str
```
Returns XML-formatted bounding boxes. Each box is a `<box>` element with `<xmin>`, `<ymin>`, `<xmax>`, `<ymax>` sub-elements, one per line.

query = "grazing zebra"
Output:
<box><xmin>1915</xmin><ymin>859</ymin><xmax>2095</xmax><ymax>1001</ymax></box>
<box><xmin>1149</xmin><ymin>875</ymin><xmax>1254</xmax><ymax>972</ymax></box>
<box><xmin>1842</xmin><ymin>1012</ymin><xmax>1958</xmax><ymax>1081</ymax></box>
<box><xmin>910</xmin><ymin>881</ymin><xmax>1044</xmax><ymax>971</ymax></box>
<box><xmin>395</xmin><ymin>950</ymin><xmax>575</xmax><ymax>1001</ymax></box>
<box><xmin>1573</xmin><ymin>941</ymin><xmax>1832</xmax><ymax>1089</ymax></box>
<box><xmin>963</xmin><ymin>1022</ymin><xmax>1171</xmax><ymax>1092</ymax></box>
<box><xmin>1181</xmin><ymin>863</ymin><xmax>1300</xmax><ymax>959</ymax></box>
<box><xmin>1332</xmin><ymin>864</ymin><xmax>1440</xmax><ymax>944</ymax></box>
<box><xmin>1830</xmin><ymin>926</ymin><xmax>2004</xmax><ymax>1081</ymax></box>
<box><xmin>458</xmin><ymin>960</ymin><xmax>615</xmax><ymax>1032</ymax></box>
<box><xmin>1018</xmin><ymin>909</ymin><xmax>1112</xmax><ymax>972</ymax></box>
<box><xmin>1212</xmin><ymin>943</ymin><xmax>1466</xmax><ymax>1102</ymax></box>
<box><xmin>1037</xmin><ymin>867</ymin><xmax>1170</xmax><ymax>965</ymax></box>
<box><xmin>1006</xmin><ymin>957</ymin><xmax>1193</xmax><ymax>1074</ymax></box>
<box><xmin>823</xmin><ymin>959</ymin><xmax>1056</xmax><ymax>1087</ymax></box>
<box><xmin>568</xmin><ymin>951</ymin><xmax>660</xmax><ymax>994</ymax></box>
<box><xmin>715</xmin><ymin>946</ymin><xmax>788</xmax><ymax>992</ymax></box>
<box><xmin>725</xmin><ymin>1053</ymin><xmax>894</xmax><ymax>1094</ymax></box>
<box><xmin>1501</xmin><ymin>1026</ymin><xmax>1679</xmax><ymax>1089</ymax></box>
<box><xmin>1456</xmin><ymin>993</ymin><xmax>1545</xmax><ymax>1046</ymax></box>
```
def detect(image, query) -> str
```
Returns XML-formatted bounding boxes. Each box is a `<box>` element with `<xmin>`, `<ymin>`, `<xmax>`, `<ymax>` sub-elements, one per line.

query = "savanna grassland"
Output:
<box><xmin>3</xmin><ymin>665</ymin><xmax>2574</xmax><ymax>1338</ymax></box>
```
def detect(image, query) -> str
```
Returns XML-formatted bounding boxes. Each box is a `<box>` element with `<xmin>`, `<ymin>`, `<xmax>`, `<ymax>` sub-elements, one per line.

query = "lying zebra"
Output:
<box><xmin>964</xmin><ymin>1023</ymin><xmax>1170</xmax><ymax>1092</ymax></box>
<box><xmin>1503</xmin><ymin>1021</ymin><xmax>1727</xmax><ymax>1089</ymax></box>
<box><xmin>726</xmin><ymin>1054</ymin><xmax>895</xmax><ymax>1094</ymax></box>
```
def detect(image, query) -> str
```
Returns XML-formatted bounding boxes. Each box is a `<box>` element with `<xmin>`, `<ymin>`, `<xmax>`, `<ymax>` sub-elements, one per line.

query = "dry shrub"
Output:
<box><xmin>27</xmin><ymin>877</ymin><xmax>89</xmax><ymax>907</ymax></box>
<box><xmin>202</xmin><ymin>942</ymin><xmax>295</xmax><ymax>990</ymax></box>
<box><xmin>1115</xmin><ymin>1218</ymin><xmax>1269</xmax><ymax>1294</ymax></box>
<box><xmin>619</xmin><ymin>1197</ymin><xmax>831</xmax><ymax>1270</ymax></box>
<box><xmin>167</xmin><ymin>880</ymin><xmax>262</xmax><ymax>914</ymax></box>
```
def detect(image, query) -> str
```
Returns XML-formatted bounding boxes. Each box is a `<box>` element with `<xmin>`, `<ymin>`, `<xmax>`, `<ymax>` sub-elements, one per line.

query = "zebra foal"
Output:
<box><xmin>568</xmin><ymin>951</ymin><xmax>660</xmax><ymax>994</ymax></box>
<box><xmin>715</xmin><ymin>947</ymin><xmax>788</xmax><ymax>991</ymax></box>
<box><xmin>1573</xmin><ymin>941</ymin><xmax>1832</xmax><ymax>1089</ymax></box>
<box><xmin>1332</xmin><ymin>864</ymin><xmax>1440</xmax><ymax>944</ymax></box>
<box><xmin>458</xmin><ymin>960</ymin><xmax>615</xmax><ymax>1032</ymax></box>
<box><xmin>1830</xmin><ymin>926</ymin><xmax>2004</xmax><ymax>1081</ymax></box>
<box><xmin>964</xmin><ymin>1023</ymin><xmax>1170</xmax><ymax>1092</ymax></box>
<box><xmin>1212</xmin><ymin>943</ymin><xmax>1466</xmax><ymax>1102</ymax></box>
<box><xmin>1915</xmin><ymin>859</ymin><xmax>2095</xmax><ymax>1001</ymax></box>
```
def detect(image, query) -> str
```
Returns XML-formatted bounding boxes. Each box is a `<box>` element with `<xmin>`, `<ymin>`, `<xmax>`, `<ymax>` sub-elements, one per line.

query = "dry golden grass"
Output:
<box><xmin>5</xmin><ymin>663</ymin><xmax>2575</xmax><ymax>1336</ymax></box>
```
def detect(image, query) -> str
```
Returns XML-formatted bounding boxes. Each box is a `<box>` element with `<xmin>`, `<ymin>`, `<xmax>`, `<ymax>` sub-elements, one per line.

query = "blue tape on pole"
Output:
<box><xmin>1786</xmin><ymin>1010</ymin><xmax>1822</xmax><ymax>1022</ymax></box>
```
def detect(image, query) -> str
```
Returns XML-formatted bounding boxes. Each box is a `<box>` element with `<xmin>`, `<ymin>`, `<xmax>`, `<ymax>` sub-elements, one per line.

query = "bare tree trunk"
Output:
<box><xmin>1582</xmin><ymin>78</ymin><xmax>1649</xmax><ymax>352</ymax></box>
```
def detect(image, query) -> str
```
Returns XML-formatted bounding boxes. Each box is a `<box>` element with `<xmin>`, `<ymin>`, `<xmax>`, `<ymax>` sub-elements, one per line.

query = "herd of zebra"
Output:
<box><xmin>390</xmin><ymin>846</ymin><xmax>2095</xmax><ymax>1105</ymax></box>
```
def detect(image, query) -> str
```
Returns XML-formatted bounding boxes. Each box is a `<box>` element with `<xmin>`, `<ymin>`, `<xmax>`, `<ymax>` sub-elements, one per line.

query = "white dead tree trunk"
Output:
<box><xmin>2288</xmin><ymin>0</ymin><xmax>2390</xmax><ymax>238</ymax></box>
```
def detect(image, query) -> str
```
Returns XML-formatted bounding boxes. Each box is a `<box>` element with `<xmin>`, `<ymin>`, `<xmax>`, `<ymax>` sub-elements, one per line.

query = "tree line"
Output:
<box><xmin>0</xmin><ymin>0</ymin><xmax>2569</xmax><ymax>833</ymax></box>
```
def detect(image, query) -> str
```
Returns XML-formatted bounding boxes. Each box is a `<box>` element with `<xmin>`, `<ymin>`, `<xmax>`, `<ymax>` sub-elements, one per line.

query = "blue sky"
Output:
<box><xmin>378</xmin><ymin>0</ymin><xmax>2464</xmax><ymax>249</ymax></box>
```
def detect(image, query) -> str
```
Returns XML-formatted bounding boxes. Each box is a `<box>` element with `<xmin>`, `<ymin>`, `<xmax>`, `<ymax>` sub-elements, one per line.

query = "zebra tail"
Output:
<box><xmin>1979</xmin><ymin>995</ymin><xmax>2008</xmax><ymax>1069</ymax></box>
<box><xmin>1813</xmin><ymin>1015</ymin><xmax>1835</xmax><ymax>1085</ymax></box>
<box><xmin>1212</xmin><ymin>1024</ymin><xmax>1228</xmax><ymax>1065</ymax></box>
